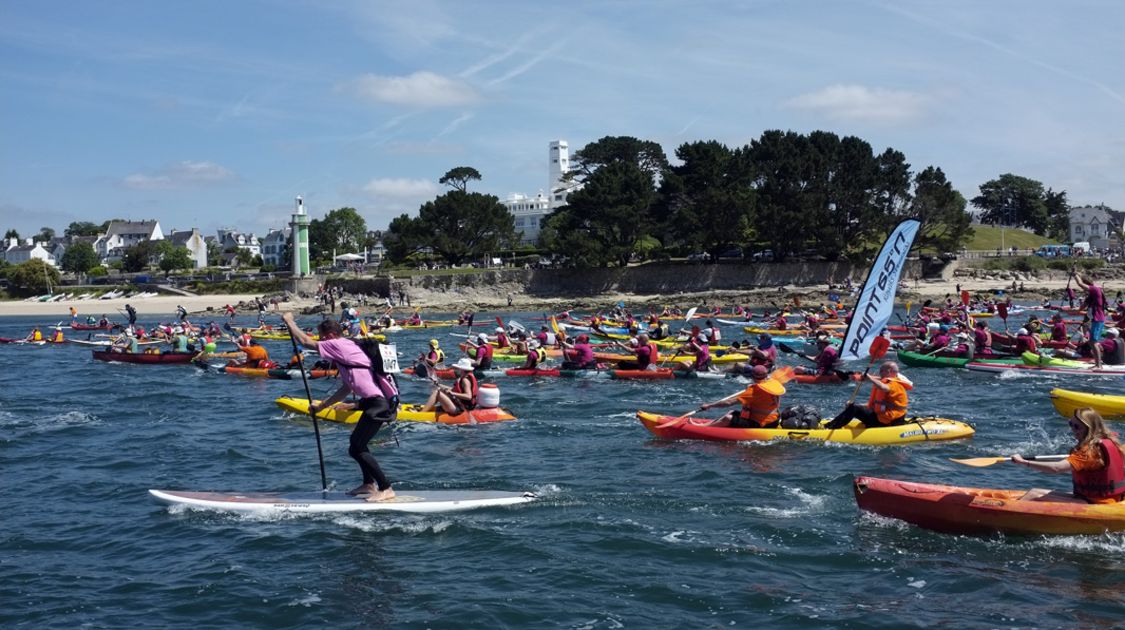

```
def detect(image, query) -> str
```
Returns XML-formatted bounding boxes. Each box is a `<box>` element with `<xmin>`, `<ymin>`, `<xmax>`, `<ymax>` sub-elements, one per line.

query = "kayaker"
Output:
<box><xmin>1049</xmin><ymin>313</ymin><xmax>1068</xmax><ymax>342</ymax></box>
<box><xmin>972</xmin><ymin>321</ymin><xmax>995</xmax><ymax>356</ymax></box>
<box><xmin>920</xmin><ymin>323</ymin><xmax>952</xmax><ymax>355</ymax></box>
<box><xmin>1014</xmin><ymin>327</ymin><xmax>1039</xmax><ymax>354</ymax></box>
<box><xmin>677</xmin><ymin>334</ymin><xmax>713</xmax><ymax>373</ymax></box>
<box><xmin>1090</xmin><ymin>328</ymin><xmax>1124</xmax><ymax>369</ymax></box>
<box><xmin>49</xmin><ymin>327</ymin><xmax>64</xmax><ymax>343</ymax></box>
<box><xmin>282</xmin><ymin>312</ymin><xmax>400</xmax><ymax>503</ymax></box>
<box><xmin>1073</xmin><ymin>271</ymin><xmax>1107</xmax><ymax>341</ymax></box>
<box><xmin>467</xmin><ymin>332</ymin><xmax>494</xmax><ymax>370</ymax></box>
<box><xmin>614</xmin><ymin>333</ymin><xmax>659</xmax><ymax>371</ymax></box>
<box><xmin>1012</xmin><ymin>408</ymin><xmax>1125</xmax><ymax>504</ymax></box>
<box><xmin>419</xmin><ymin>339</ymin><xmax>445</xmax><ymax>370</ymax></box>
<box><xmin>236</xmin><ymin>337</ymin><xmax>271</xmax><ymax>368</ymax></box>
<box><xmin>176</xmin><ymin>305</ymin><xmax>188</xmax><ymax>322</ymax></box>
<box><xmin>169</xmin><ymin>327</ymin><xmax>191</xmax><ymax>353</ymax></box>
<box><xmin>704</xmin><ymin>320</ymin><xmax>722</xmax><ymax>343</ymax></box>
<box><xmin>748</xmin><ymin>333</ymin><xmax>778</xmax><ymax>369</ymax></box>
<box><xmin>824</xmin><ymin>361</ymin><xmax>912</xmax><ymax>429</ymax></box>
<box><xmin>423</xmin><ymin>358</ymin><xmax>478</xmax><ymax>414</ymax></box>
<box><xmin>26</xmin><ymin>327</ymin><xmax>43</xmax><ymax>342</ymax></box>
<box><xmin>794</xmin><ymin>335</ymin><xmax>839</xmax><ymax>376</ymax></box>
<box><xmin>561</xmin><ymin>334</ymin><xmax>598</xmax><ymax>370</ymax></box>
<box><xmin>112</xmin><ymin>330</ymin><xmax>139</xmax><ymax>353</ymax></box>
<box><xmin>701</xmin><ymin>365</ymin><xmax>785</xmax><ymax>428</ymax></box>
<box><xmin>408</xmin><ymin>311</ymin><xmax>423</xmax><ymax>326</ymax></box>
<box><xmin>519</xmin><ymin>340</ymin><xmax>548</xmax><ymax>370</ymax></box>
<box><xmin>494</xmin><ymin>327</ymin><xmax>510</xmax><ymax>349</ymax></box>
<box><xmin>536</xmin><ymin>325</ymin><xmax>557</xmax><ymax>348</ymax></box>
<box><xmin>69</xmin><ymin>306</ymin><xmax>77</xmax><ymax>320</ymax></box>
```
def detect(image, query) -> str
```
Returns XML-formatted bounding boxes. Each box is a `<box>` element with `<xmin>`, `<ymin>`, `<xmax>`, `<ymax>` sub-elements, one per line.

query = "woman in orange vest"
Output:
<box><xmin>1013</xmin><ymin>408</ymin><xmax>1125</xmax><ymax>503</ymax></box>
<box><xmin>701</xmin><ymin>365</ymin><xmax>785</xmax><ymax>428</ymax></box>
<box><xmin>824</xmin><ymin>361</ymin><xmax>912</xmax><ymax>429</ymax></box>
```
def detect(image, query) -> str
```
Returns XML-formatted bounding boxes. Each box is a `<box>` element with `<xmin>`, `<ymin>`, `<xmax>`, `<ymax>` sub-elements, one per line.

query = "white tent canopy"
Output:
<box><xmin>334</xmin><ymin>253</ymin><xmax>365</xmax><ymax>261</ymax></box>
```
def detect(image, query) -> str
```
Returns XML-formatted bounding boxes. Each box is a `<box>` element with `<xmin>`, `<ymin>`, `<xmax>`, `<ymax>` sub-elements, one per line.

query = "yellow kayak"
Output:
<box><xmin>275</xmin><ymin>396</ymin><xmax>516</xmax><ymax>425</ymax></box>
<box><xmin>1049</xmin><ymin>388</ymin><xmax>1125</xmax><ymax>420</ymax></box>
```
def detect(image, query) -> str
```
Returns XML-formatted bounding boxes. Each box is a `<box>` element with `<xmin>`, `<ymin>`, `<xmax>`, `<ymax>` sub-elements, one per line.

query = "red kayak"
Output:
<box><xmin>92</xmin><ymin>350</ymin><xmax>197</xmax><ymax>364</ymax></box>
<box><xmin>854</xmin><ymin>476</ymin><xmax>1125</xmax><ymax>535</ymax></box>
<box><xmin>71</xmin><ymin>322</ymin><xmax>114</xmax><ymax>330</ymax></box>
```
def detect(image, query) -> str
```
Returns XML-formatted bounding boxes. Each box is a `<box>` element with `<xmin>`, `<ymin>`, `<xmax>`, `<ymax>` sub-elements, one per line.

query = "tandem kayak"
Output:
<box><xmin>637</xmin><ymin>411</ymin><xmax>974</xmax><ymax>445</ymax></box>
<box><xmin>1049</xmin><ymin>388</ymin><xmax>1125</xmax><ymax>420</ymax></box>
<box><xmin>275</xmin><ymin>396</ymin><xmax>517</xmax><ymax>425</ymax></box>
<box><xmin>92</xmin><ymin>350</ymin><xmax>197</xmax><ymax>364</ymax></box>
<box><xmin>897</xmin><ymin>350</ymin><xmax>1022</xmax><ymax>369</ymax></box>
<box><xmin>853</xmin><ymin>476</ymin><xmax>1125</xmax><ymax>535</ymax></box>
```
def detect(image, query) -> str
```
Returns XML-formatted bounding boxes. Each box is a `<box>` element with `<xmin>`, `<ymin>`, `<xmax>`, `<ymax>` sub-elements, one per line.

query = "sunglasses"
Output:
<box><xmin>1069</xmin><ymin>420</ymin><xmax>1085</xmax><ymax>431</ymax></box>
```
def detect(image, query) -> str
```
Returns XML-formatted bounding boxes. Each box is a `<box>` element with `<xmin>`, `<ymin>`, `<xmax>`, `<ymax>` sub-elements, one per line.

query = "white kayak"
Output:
<box><xmin>149</xmin><ymin>488</ymin><xmax>537</xmax><ymax>514</ymax></box>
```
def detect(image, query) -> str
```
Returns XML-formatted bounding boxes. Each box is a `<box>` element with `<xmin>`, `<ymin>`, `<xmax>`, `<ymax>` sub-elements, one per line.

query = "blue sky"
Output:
<box><xmin>2</xmin><ymin>0</ymin><xmax>1122</xmax><ymax>239</ymax></box>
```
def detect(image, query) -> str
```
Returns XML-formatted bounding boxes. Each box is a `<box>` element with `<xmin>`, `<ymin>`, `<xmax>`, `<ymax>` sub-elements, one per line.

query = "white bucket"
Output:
<box><xmin>478</xmin><ymin>383</ymin><xmax>500</xmax><ymax>409</ymax></box>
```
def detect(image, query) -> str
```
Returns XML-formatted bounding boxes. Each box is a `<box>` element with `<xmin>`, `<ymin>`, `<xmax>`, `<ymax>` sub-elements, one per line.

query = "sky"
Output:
<box><xmin>2</xmin><ymin>0</ymin><xmax>1123</xmax><ymax>239</ymax></box>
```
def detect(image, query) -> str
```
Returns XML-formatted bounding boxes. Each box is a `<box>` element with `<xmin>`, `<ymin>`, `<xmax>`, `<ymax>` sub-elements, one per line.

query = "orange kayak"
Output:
<box><xmin>854</xmin><ymin>476</ymin><xmax>1125</xmax><ymax>535</ymax></box>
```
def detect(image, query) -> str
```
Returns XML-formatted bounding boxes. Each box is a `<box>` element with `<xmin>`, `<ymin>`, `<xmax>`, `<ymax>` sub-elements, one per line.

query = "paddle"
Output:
<box><xmin>950</xmin><ymin>454</ymin><xmax>1067</xmax><ymax>468</ymax></box>
<box><xmin>997</xmin><ymin>302</ymin><xmax>1009</xmax><ymax>332</ymax></box>
<box><xmin>657</xmin><ymin>367</ymin><xmax>796</xmax><ymax>429</ymax></box>
<box><xmin>284</xmin><ymin>317</ymin><xmax>328</xmax><ymax>494</ymax></box>
<box><xmin>844</xmin><ymin>335</ymin><xmax>892</xmax><ymax>406</ymax></box>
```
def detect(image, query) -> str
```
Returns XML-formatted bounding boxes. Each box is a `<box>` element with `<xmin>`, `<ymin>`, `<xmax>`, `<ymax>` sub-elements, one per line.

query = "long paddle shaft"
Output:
<box><xmin>286</xmin><ymin>324</ymin><xmax>328</xmax><ymax>493</ymax></box>
<box><xmin>950</xmin><ymin>454</ymin><xmax>1067</xmax><ymax>468</ymax></box>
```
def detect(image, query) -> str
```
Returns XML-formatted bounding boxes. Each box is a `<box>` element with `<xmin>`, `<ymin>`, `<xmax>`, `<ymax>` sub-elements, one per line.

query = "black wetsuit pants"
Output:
<box><xmin>349</xmin><ymin>397</ymin><xmax>396</xmax><ymax>490</ymax></box>
<box><xmin>826</xmin><ymin>404</ymin><xmax>905</xmax><ymax>430</ymax></box>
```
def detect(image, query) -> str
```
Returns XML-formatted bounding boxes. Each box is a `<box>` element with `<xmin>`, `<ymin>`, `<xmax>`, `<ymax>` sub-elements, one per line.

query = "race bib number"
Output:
<box><xmin>378</xmin><ymin>343</ymin><xmax>400</xmax><ymax>373</ymax></box>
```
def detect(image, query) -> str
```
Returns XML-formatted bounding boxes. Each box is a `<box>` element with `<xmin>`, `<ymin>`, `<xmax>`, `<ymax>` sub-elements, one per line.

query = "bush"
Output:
<box><xmin>87</xmin><ymin>266</ymin><xmax>108</xmax><ymax>277</ymax></box>
<box><xmin>1010</xmin><ymin>256</ymin><xmax>1046</xmax><ymax>272</ymax></box>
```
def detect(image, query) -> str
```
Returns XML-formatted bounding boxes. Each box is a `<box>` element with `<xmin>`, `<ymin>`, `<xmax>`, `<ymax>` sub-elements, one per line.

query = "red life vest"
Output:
<box><xmin>1072</xmin><ymin>438</ymin><xmax>1125</xmax><ymax>501</ymax></box>
<box><xmin>452</xmin><ymin>371</ymin><xmax>479</xmax><ymax>409</ymax></box>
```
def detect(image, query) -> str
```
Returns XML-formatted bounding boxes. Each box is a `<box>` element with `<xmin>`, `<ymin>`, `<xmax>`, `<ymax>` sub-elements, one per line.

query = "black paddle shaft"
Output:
<box><xmin>286</xmin><ymin>323</ymin><xmax>328</xmax><ymax>493</ymax></box>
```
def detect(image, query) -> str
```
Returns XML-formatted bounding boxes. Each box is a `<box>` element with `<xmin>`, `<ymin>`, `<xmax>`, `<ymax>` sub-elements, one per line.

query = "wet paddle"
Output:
<box><xmin>950</xmin><ymin>454</ymin><xmax>1067</xmax><ymax>468</ymax></box>
<box><xmin>283</xmin><ymin>316</ymin><xmax>328</xmax><ymax>494</ymax></box>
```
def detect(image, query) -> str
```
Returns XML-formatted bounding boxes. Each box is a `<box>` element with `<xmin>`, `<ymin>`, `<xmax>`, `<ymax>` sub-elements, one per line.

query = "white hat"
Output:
<box><xmin>528</xmin><ymin>339</ymin><xmax>541</xmax><ymax>349</ymax></box>
<box><xmin>926</xmin><ymin>322</ymin><xmax>940</xmax><ymax>331</ymax></box>
<box><xmin>477</xmin><ymin>332</ymin><xmax>489</xmax><ymax>342</ymax></box>
<box><xmin>1107</xmin><ymin>328</ymin><xmax>1120</xmax><ymax>337</ymax></box>
<box><xmin>173</xmin><ymin>326</ymin><xmax>183</xmax><ymax>334</ymax></box>
<box><xmin>451</xmin><ymin>357</ymin><xmax>475</xmax><ymax>371</ymax></box>
<box><xmin>1017</xmin><ymin>328</ymin><xmax>1028</xmax><ymax>336</ymax></box>
<box><xmin>495</xmin><ymin>327</ymin><xmax>504</xmax><ymax>333</ymax></box>
<box><xmin>627</xmin><ymin>337</ymin><xmax>638</xmax><ymax>346</ymax></box>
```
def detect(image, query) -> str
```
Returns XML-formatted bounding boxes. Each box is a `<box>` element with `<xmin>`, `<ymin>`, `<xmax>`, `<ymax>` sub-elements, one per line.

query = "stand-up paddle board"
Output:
<box><xmin>149</xmin><ymin>489</ymin><xmax>536</xmax><ymax>514</ymax></box>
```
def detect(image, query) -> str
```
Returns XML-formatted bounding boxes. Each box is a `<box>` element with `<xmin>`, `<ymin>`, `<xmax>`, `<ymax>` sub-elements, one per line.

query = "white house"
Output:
<box><xmin>168</xmin><ymin>228</ymin><xmax>208</xmax><ymax>269</ymax></box>
<box><xmin>99</xmin><ymin>220</ymin><xmax>163</xmax><ymax>260</ymax></box>
<box><xmin>5</xmin><ymin>238</ymin><xmax>57</xmax><ymax>266</ymax></box>
<box><xmin>1069</xmin><ymin>205</ymin><xmax>1119</xmax><ymax>250</ymax></box>
<box><xmin>260</xmin><ymin>228</ymin><xmax>290</xmax><ymax>268</ymax></box>
<box><xmin>503</xmin><ymin>139</ymin><xmax>576</xmax><ymax>245</ymax></box>
<box><xmin>217</xmin><ymin>229</ymin><xmax>261</xmax><ymax>256</ymax></box>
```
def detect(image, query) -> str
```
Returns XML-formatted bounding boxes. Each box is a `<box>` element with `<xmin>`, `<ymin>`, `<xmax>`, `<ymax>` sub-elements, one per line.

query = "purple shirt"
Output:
<box><xmin>571</xmin><ymin>343</ymin><xmax>595</xmax><ymax>364</ymax></box>
<box><xmin>318</xmin><ymin>338</ymin><xmax>381</xmax><ymax>398</ymax></box>
<box><xmin>815</xmin><ymin>345</ymin><xmax>838</xmax><ymax>373</ymax></box>
<box><xmin>1087</xmin><ymin>285</ymin><xmax>1107</xmax><ymax>322</ymax></box>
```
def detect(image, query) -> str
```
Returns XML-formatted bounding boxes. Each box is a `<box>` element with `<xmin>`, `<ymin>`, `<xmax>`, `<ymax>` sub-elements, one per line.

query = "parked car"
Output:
<box><xmin>687</xmin><ymin>252</ymin><xmax>712</xmax><ymax>262</ymax></box>
<box><xmin>717</xmin><ymin>247</ymin><xmax>744</xmax><ymax>260</ymax></box>
<box><xmin>751</xmin><ymin>249</ymin><xmax>775</xmax><ymax>262</ymax></box>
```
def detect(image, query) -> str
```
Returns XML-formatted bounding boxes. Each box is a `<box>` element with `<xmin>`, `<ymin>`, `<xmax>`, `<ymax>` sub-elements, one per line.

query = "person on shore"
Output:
<box><xmin>422</xmin><ymin>358</ymin><xmax>478</xmax><ymax>416</ymax></box>
<box><xmin>824</xmin><ymin>361</ymin><xmax>912</xmax><ymax>429</ymax></box>
<box><xmin>225</xmin><ymin>304</ymin><xmax>236</xmax><ymax>320</ymax></box>
<box><xmin>1012</xmin><ymin>408</ymin><xmax>1125</xmax><ymax>504</ymax></box>
<box><xmin>1073</xmin><ymin>271</ymin><xmax>1107</xmax><ymax>341</ymax></box>
<box><xmin>701</xmin><ymin>365</ymin><xmax>786</xmax><ymax>428</ymax></box>
<box><xmin>560</xmin><ymin>334</ymin><xmax>598</xmax><ymax>370</ymax></box>
<box><xmin>794</xmin><ymin>335</ymin><xmax>839</xmax><ymax>376</ymax></box>
<box><xmin>283</xmin><ymin>313</ymin><xmax>399</xmax><ymax>503</ymax></box>
<box><xmin>125</xmin><ymin>304</ymin><xmax>137</xmax><ymax>326</ymax></box>
<box><xmin>465</xmin><ymin>332</ymin><xmax>494</xmax><ymax>370</ymax></box>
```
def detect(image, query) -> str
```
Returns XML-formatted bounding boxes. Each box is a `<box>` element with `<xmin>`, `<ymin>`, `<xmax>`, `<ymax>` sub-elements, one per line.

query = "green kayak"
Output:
<box><xmin>897</xmin><ymin>350</ymin><xmax>1023</xmax><ymax>369</ymax></box>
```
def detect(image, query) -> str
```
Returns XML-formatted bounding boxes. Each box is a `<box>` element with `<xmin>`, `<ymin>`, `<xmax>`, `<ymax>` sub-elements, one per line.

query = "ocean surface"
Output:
<box><xmin>1</xmin><ymin>310</ymin><xmax>1123</xmax><ymax>629</ymax></box>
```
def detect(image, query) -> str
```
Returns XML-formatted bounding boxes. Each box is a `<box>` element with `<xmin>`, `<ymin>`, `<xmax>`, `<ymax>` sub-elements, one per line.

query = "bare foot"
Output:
<box><xmin>365</xmin><ymin>488</ymin><xmax>396</xmax><ymax>502</ymax></box>
<box><xmin>347</xmin><ymin>483</ymin><xmax>376</xmax><ymax>496</ymax></box>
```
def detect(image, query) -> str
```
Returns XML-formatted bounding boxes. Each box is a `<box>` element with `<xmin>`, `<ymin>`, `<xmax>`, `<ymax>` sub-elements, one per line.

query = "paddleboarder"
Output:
<box><xmin>282</xmin><ymin>312</ymin><xmax>399</xmax><ymax>503</ymax></box>
<box><xmin>1012</xmin><ymin>408</ymin><xmax>1125</xmax><ymax>504</ymax></box>
<box><xmin>1072</xmin><ymin>270</ymin><xmax>1107</xmax><ymax>341</ymax></box>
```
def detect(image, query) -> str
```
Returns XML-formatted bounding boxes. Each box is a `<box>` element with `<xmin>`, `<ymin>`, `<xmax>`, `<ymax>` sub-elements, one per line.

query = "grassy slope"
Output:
<box><xmin>962</xmin><ymin>225</ymin><xmax>1058</xmax><ymax>251</ymax></box>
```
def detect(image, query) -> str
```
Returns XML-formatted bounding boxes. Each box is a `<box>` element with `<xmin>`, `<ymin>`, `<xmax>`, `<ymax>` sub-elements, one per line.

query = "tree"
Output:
<box><xmin>3</xmin><ymin>229</ymin><xmax>18</xmax><ymax>239</ymax></box>
<box><xmin>659</xmin><ymin>140</ymin><xmax>754</xmax><ymax>259</ymax></box>
<box><xmin>745</xmin><ymin>130</ymin><xmax>815</xmax><ymax>261</ymax></box>
<box><xmin>65</xmin><ymin>221</ymin><xmax>102</xmax><ymax>237</ymax></box>
<box><xmin>907</xmin><ymin>167</ymin><xmax>973</xmax><ymax>252</ymax></box>
<box><xmin>568</xmin><ymin>136</ymin><xmax>670</xmax><ymax>183</ymax></box>
<box><xmin>309</xmin><ymin>207</ymin><xmax>367</xmax><ymax>261</ymax></box>
<box><xmin>541</xmin><ymin>161</ymin><xmax>658</xmax><ymax>267</ymax></box>
<box><xmin>383</xmin><ymin>213</ymin><xmax>430</xmax><ymax>262</ymax></box>
<box><xmin>8</xmin><ymin>259</ymin><xmax>61</xmax><ymax>293</ymax></box>
<box><xmin>159</xmin><ymin>246</ymin><xmax>194</xmax><ymax>276</ymax></box>
<box><xmin>417</xmin><ymin>191</ymin><xmax>516</xmax><ymax>265</ymax></box>
<box><xmin>439</xmin><ymin>167</ymin><xmax>482</xmax><ymax>192</ymax></box>
<box><xmin>61</xmin><ymin>241</ymin><xmax>99</xmax><ymax>275</ymax></box>
<box><xmin>36</xmin><ymin>227</ymin><xmax>55</xmax><ymax>243</ymax></box>
<box><xmin>1043</xmin><ymin>189</ymin><xmax>1070</xmax><ymax>241</ymax></box>
<box><xmin>206</xmin><ymin>239</ymin><xmax>222</xmax><ymax>266</ymax></box>
<box><xmin>122</xmin><ymin>241</ymin><xmax>159</xmax><ymax>272</ymax></box>
<box><xmin>235</xmin><ymin>248</ymin><xmax>253</xmax><ymax>268</ymax></box>
<box><xmin>972</xmin><ymin>174</ymin><xmax>1052</xmax><ymax>234</ymax></box>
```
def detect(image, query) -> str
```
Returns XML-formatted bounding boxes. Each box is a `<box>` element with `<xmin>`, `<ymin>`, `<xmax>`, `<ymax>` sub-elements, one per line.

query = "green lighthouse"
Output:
<box><xmin>290</xmin><ymin>196</ymin><xmax>311</xmax><ymax>277</ymax></box>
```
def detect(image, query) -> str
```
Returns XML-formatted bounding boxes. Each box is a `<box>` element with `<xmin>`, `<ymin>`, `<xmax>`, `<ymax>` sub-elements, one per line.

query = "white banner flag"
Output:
<box><xmin>840</xmin><ymin>219</ymin><xmax>921</xmax><ymax>361</ymax></box>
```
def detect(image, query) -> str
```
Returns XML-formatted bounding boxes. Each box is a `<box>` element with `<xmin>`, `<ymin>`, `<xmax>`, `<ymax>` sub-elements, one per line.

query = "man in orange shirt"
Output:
<box><xmin>701</xmin><ymin>365</ymin><xmax>785</xmax><ymax>428</ymax></box>
<box><xmin>236</xmin><ymin>338</ymin><xmax>271</xmax><ymax>368</ymax></box>
<box><xmin>824</xmin><ymin>361</ymin><xmax>912</xmax><ymax>429</ymax></box>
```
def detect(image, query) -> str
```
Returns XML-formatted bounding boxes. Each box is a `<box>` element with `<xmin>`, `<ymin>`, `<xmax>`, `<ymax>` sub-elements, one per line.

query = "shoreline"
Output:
<box><xmin>1</xmin><ymin>276</ymin><xmax>1096</xmax><ymax>318</ymax></box>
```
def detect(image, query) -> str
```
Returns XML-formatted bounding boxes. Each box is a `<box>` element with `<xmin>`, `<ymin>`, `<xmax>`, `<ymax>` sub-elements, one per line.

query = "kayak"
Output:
<box><xmin>69</xmin><ymin>338</ymin><xmax>163</xmax><ymax>347</ymax></box>
<box><xmin>275</xmin><ymin>396</ymin><xmax>517</xmax><ymax>425</ymax></box>
<box><xmin>791</xmin><ymin>372</ymin><xmax>861</xmax><ymax>384</ymax></box>
<box><xmin>965</xmin><ymin>358</ymin><xmax>1125</xmax><ymax>377</ymax></box>
<box><xmin>218</xmin><ymin>365</ymin><xmax>337</xmax><ymax>380</ymax></box>
<box><xmin>637</xmin><ymin>412</ymin><xmax>974</xmax><ymax>445</ymax></box>
<box><xmin>897</xmin><ymin>350</ymin><xmax>1022</xmax><ymax>369</ymax></box>
<box><xmin>1049</xmin><ymin>388</ymin><xmax>1125</xmax><ymax>420</ymax></box>
<box><xmin>853</xmin><ymin>476</ymin><xmax>1125</xmax><ymax>535</ymax></box>
<box><xmin>70</xmin><ymin>322</ymin><xmax>114</xmax><ymax>330</ymax></box>
<box><xmin>92</xmin><ymin>350</ymin><xmax>197</xmax><ymax>364</ymax></box>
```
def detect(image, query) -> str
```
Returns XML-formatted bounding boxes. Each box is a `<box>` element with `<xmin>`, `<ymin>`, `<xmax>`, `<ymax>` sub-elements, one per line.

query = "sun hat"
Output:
<box><xmin>477</xmin><ymin>333</ymin><xmax>489</xmax><ymax>343</ymax></box>
<box><xmin>429</xmin><ymin>339</ymin><xmax>440</xmax><ymax>347</ymax></box>
<box><xmin>451</xmin><ymin>358</ymin><xmax>475</xmax><ymax>371</ymax></box>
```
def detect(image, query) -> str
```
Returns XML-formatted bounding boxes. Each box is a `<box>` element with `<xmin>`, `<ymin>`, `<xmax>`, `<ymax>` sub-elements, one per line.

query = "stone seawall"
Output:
<box><xmin>324</xmin><ymin>260</ymin><xmax>927</xmax><ymax>300</ymax></box>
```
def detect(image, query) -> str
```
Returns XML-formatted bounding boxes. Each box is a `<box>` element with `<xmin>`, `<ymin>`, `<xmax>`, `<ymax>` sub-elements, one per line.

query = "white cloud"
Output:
<box><xmin>786</xmin><ymin>84</ymin><xmax>930</xmax><ymax>124</ymax></box>
<box><xmin>122</xmin><ymin>161</ymin><xmax>235</xmax><ymax>190</ymax></box>
<box><xmin>342</xmin><ymin>71</ymin><xmax>478</xmax><ymax>107</ymax></box>
<box><xmin>362</xmin><ymin>177</ymin><xmax>439</xmax><ymax>200</ymax></box>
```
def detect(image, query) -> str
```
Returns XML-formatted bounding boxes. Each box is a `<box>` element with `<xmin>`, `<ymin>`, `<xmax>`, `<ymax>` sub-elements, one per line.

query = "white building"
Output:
<box><xmin>99</xmin><ymin>220</ymin><xmax>164</xmax><ymax>260</ymax></box>
<box><xmin>1069</xmin><ymin>205</ymin><xmax>1119</xmax><ymax>250</ymax></box>
<box><xmin>260</xmin><ymin>228</ymin><xmax>290</xmax><ymax>268</ymax></box>
<box><xmin>4</xmin><ymin>238</ymin><xmax>57</xmax><ymax>266</ymax></box>
<box><xmin>216</xmin><ymin>229</ymin><xmax>261</xmax><ymax>256</ymax></box>
<box><xmin>168</xmin><ymin>228</ymin><xmax>208</xmax><ymax>269</ymax></box>
<box><xmin>504</xmin><ymin>139</ymin><xmax>576</xmax><ymax>245</ymax></box>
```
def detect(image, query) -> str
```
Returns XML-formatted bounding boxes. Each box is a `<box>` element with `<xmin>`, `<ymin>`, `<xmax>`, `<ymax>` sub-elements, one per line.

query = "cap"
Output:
<box><xmin>429</xmin><ymin>339</ymin><xmax>439</xmax><ymax>347</ymax></box>
<box><xmin>750</xmin><ymin>365</ymin><xmax>769</xmax><ymax>380</ymax></box>
<box><xmin>477</xmin><ymin>333</ymin><xmax>489</xmax><ymax>342</ymax></box>
<box><xmin>577</xmin><ymin>334</ymin><xmax>589</xmax><ymax>342</ymax></box>
<box><xmin>495</xmin><ymin>327</ymin><xmax>504</xmax><ymax>333</ymax></box>
<box><xmin>1017</xmin><ymin>328</ymin><xmax>1028</xmax><ymax>336</ymax></box>
<box><xmin>451</xmin><ymin>358</ymin><xmax>475</xmax><ymax>371</ymax></box>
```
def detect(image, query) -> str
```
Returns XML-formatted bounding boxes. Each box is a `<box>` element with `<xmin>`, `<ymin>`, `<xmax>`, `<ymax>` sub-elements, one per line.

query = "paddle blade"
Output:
<box><xmin>772</xmin><ymin>366</ymin><xmax>796</xmax><ymax>384</ymax></box>
<box><xmin>949</xmin><ymin>456</ymin><xmax>1011</xmax><ymax>467</ymax></box>
<box><xmin>657</xmin><ymin>409</ymin><xmax>698</xmax><ymax>429</ymax></box>
<box><xmin>961</xmin><ymin>290</ymin><xmax>970</xmax><ymax>306</ymax></box>
<box><xmin>777</xmin><ymin>342</ymin><xmax>797</xmax><ymax>354</ymax></box>
<box><xmin>997</xmin><ymin>303</ymin><xmax>1008</xmax><ymax>319</ymax></box>
<box><xmin>684</xmin><ymin>307</ymin><xmax>698</xmax><ymax>326</ymax></box>
<box><xmin>870</xmin><ymin>335</ymin><xmax>891</xmax><ymax>360</ymax></box>
<box><xmin>904</xmin><ymin>301</ymin><xmax>912</xmax><ymax>317</ymax></box>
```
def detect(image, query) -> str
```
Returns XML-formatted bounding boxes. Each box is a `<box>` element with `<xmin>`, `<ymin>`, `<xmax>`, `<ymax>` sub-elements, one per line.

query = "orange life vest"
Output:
<box><xmin>452</xmin><ymin>371</ymin><xmax>479</xmax><ymax>409</ymax></box>
<box><xmin>736</xmin><ymin>378</ymin><xmax>786</xmax><ymax>427</ymax></box>
<box><xmin>868</xmin><ymin>376</ymin><xmax>911</xmax><ymax>425</ymax></box>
